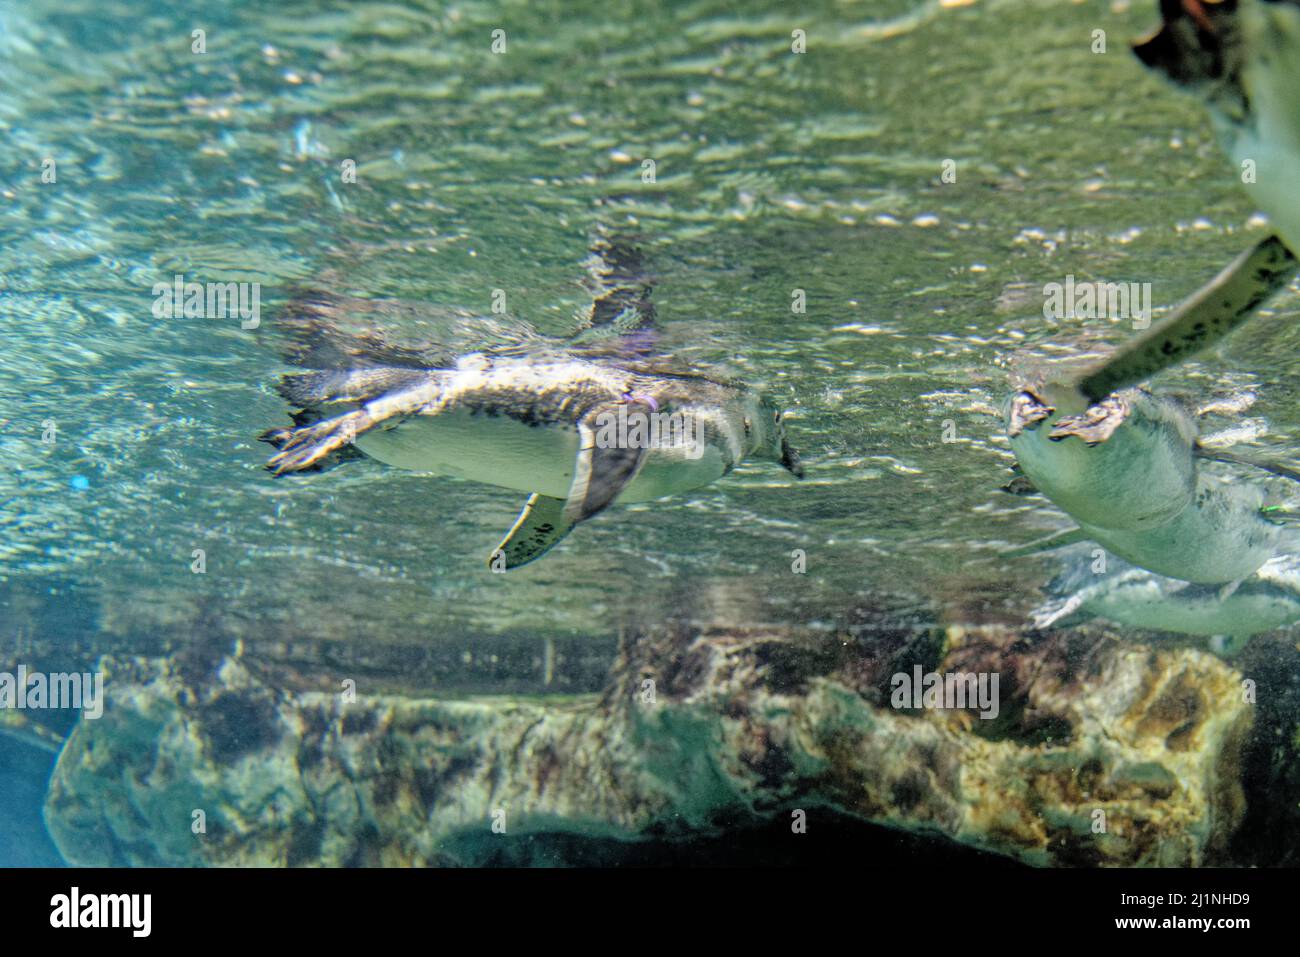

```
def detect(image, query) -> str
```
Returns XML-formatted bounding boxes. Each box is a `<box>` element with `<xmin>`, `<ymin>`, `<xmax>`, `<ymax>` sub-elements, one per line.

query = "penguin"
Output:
<box><xmin>261</xmin><ymin>235</ymin><xmax>802</xmax><ymax>569</ymax></box>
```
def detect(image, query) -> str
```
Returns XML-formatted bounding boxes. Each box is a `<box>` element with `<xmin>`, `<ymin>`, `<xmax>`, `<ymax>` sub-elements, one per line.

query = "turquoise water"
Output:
<box><xmin>2</xmin><ymin>0</ymin><xmax>1299</xmax><ymax>866</ymax></box>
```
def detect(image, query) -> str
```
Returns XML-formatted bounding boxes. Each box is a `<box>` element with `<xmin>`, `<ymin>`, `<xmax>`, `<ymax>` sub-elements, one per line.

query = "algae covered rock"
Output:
<box><xmin>44</xmin><ymin>624</ymin><xmax>1253</xmax><ymax>867</ymax></box>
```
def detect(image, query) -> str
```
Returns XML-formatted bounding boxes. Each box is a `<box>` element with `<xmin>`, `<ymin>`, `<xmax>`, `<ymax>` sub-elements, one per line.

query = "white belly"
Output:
<box><xmin>623</xmin><ymin>445</ymin><xmax>728</xmax><ymax>502</ymax></box>
<box><xmin>355</xmin><ymin>409</ymin><xmax>581</xmax><ymax>498</ymax></box>
<box><xmin>1008</xmin><ymin>416</ymin><xmax>1194</xmax><ymax>531</ymax></box>
<box><xmin>1081</xmin><ymin>479</ymin><xmax>1278</xmax><ymax>584</ymax></box>
<box><xmin>354</xmin><ymin>409</ymin><xmax>727</xmax><ymax>503</ymax></box>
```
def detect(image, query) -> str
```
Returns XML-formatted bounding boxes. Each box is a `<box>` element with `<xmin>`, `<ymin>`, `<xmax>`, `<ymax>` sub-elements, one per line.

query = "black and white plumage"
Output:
<box><xmin>997</xmin><ymin>2</ymin><xmax>1300</xmax><ymax>584</ymax></box>
<box><xmin>1135</xmin><ymin>0</ymin><xmax>1300</xmax><ymax>252</ymax></box>
<box><xmin>1066</xmin><ymin>0</ymin><xmax>1300</xmax><ymax>400</ymax></box>
<box><xmin>260</xmin><ymin>237</ymin><xmax>802</xmax><ymax>569</ymax></box>
<box><xmin>1007</xmin><ymin>382</ymin><xmax>1285</xmax><ymax>584</ymax></box>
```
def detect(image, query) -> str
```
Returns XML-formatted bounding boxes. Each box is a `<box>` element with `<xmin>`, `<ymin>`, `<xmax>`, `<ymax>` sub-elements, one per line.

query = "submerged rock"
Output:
<box><xmin>44</xmin><ymin>624</ymin><xmax>1252</xmax><ymax>867</ymax></box>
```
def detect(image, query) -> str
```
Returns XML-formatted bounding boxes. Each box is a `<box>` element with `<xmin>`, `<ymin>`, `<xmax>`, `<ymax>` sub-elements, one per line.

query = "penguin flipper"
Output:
<box><xmin>490</xmin><ymin>494</ymin><xmax>575</xmax><ymax>569</ymax></box>
<box><xmin>1030</xmin><ymin>593</ymin><xmax>1087</xmax><ymax>631</ymax></box>
<box><xmin>567</xmin><ymin>229</ymin><xmax>660</xmax><ymax>357</ymax></box>
<box><xmin>563</xmin><ymin>404</ymin><xmax>651</xmax><ymax>524</ymax></box>
<box><xmin>1075</xmin><ymin>234</ymin><xmax>1297</xmax><ymax>401</ymax></box>
<box><xmin>490</xmin><ymin>402</ymin><xmax>651</xmax><ymax>568</ymax></box>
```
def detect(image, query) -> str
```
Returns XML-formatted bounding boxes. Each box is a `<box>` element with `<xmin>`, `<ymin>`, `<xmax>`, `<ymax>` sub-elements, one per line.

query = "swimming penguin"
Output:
<box><xmin>1098</xmin><ymin>0</ymin><xmax>1300</xmax><ymax>396</ymax></box>
<box><xmin>1006</xmin><ymin>377</ymin><xmax>1286</xmax><ymax>583</ymax></box>
<box><xmin>1135</xmin><ymin>0</ymin><xmax>1300</xmax><ymax>253</ymax></box>
<box><xmin>261</xmin><ymin>236</ymin><xmax>803</xmax><ymax>569</ymax></box>
<box><xmin>1004</xmin><ymin>248</ymin><xmax>1300</xmax><ymax>584</ymax></box>
<box><xmin>1043</xmin><ymin>0</ymin><xmax>1300</xmax><ymax>404</ymax></box>
<box><xmin>1001</xmin><ymin>1</ymin><xmax>1300</xmax><ymax>584</ymax></box>
<box><xmin>1032</xmin><ymin>550</ymin><xmax>1300</xmax><ymax>656</ymax></box>
<box><xmin>1004</xmin><ymin>252</ymin><xmax>1300</xmax><ymax>584</ymax></box>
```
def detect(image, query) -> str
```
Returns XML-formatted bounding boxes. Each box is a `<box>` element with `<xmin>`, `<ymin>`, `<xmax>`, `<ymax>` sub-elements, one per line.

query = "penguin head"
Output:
<box><xmin>749</xmin><ymin>395</ymin><xmax>804</xmax><ymax>478</ymax></box>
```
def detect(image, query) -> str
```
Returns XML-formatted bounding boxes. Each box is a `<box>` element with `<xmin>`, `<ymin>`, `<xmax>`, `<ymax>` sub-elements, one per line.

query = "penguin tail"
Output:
<box><xmin>262</xmin><ymin>371</ymin><xmax>445</xmax><ymax>475</ymax></box>
<box><xmin>262</xmin><ymin>408</ymin><xmax>375</xmax><ymax>475</ymax></box>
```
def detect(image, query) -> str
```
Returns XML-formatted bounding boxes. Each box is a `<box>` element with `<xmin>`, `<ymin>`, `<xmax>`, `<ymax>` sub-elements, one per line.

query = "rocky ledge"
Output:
<box><xmin>44</xmin><ymin>623</ymin><xmax>1254</xmax><ymax>866</ymax></box>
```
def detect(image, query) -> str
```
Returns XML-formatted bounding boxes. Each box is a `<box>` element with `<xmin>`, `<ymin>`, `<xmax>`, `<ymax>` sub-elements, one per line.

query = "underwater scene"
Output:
<box><xmin>1</xmin><ymin>0</ymin><xmax>1299</xmax><ymax>883</ymax></box>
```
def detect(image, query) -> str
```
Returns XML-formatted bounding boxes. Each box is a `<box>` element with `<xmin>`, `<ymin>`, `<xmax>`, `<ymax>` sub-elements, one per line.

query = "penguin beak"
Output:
<box><xmin>780</xmin><ymin>437</ymin><xmax>804</xmax><ymax>478</ymax></box>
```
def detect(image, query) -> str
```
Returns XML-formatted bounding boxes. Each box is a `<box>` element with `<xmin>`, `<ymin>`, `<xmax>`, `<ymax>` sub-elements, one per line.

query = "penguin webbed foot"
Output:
<box><xmin>262</xmin><ymin>409</ymin><xmax>371</xmax><ymax>475</ymax></box>
<box><xmin>1048</xmin><ymin>394</ymin><xmax>1130</xmax><ymax>446</ymax></box>
<box><xmin>1007</xmin><ymin>390</ymin><xmax>1054</xmax><ymax>438</ymax></box>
